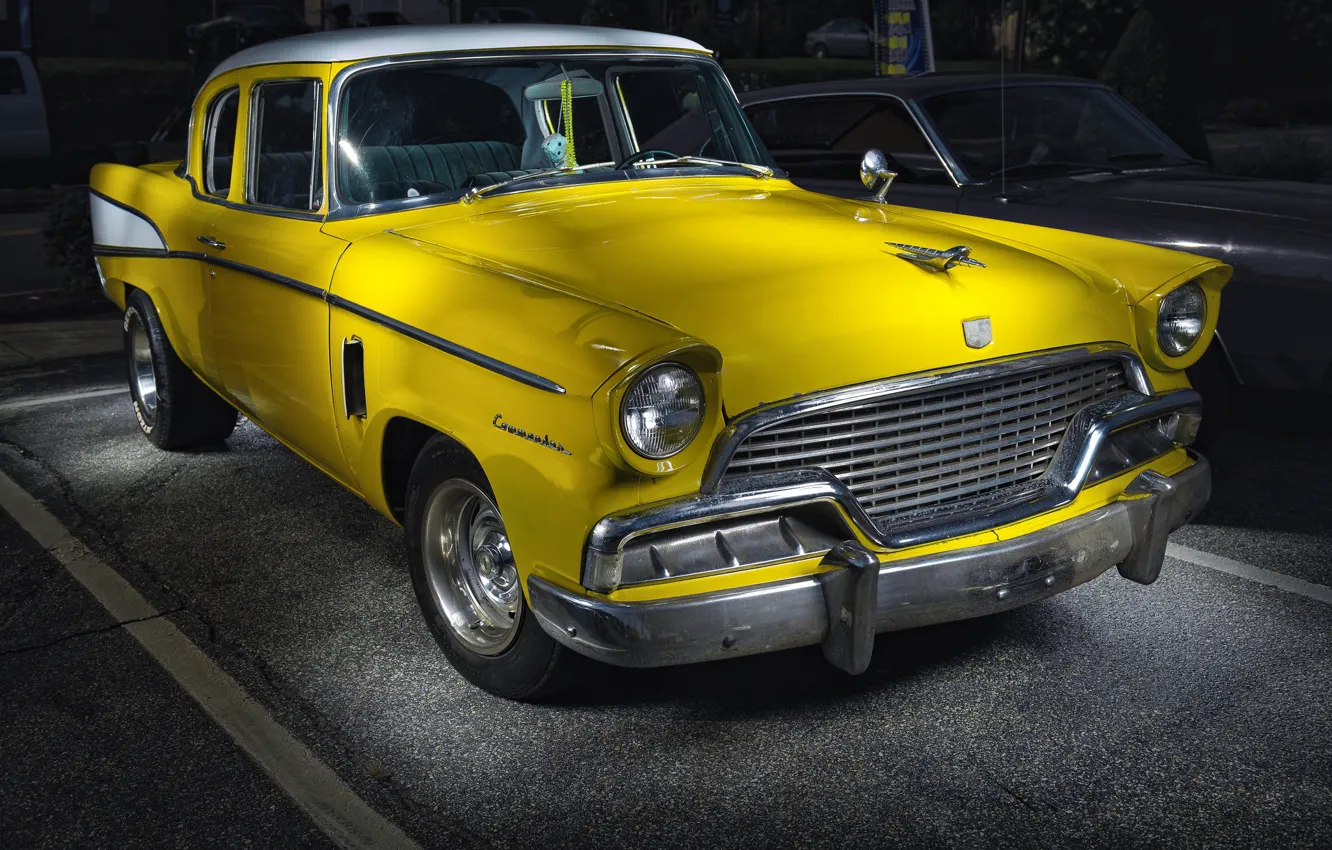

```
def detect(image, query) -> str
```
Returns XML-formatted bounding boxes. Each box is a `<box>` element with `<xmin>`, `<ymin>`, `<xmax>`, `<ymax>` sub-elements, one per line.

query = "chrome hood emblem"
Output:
<box><xmin>962</xmin><ymin>317</ymin><xmax>993</xmax><ymax>349</ymax></box>
<box><xmin>886</xmin><ymin>243</ymin><xmax>986</xmax><ymax>272</ymax></box>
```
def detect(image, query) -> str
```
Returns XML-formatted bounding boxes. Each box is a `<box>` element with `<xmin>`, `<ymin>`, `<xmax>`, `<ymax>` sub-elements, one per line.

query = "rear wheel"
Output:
<box><xmin>123</xmin><ymin>290</ymin><xmax>237</xmax><ymax>450</ymax></box>
<box><xmin>813</xmin><ymin>42</ymin><xmax>829</xmax><ymax>59</ymax></box>
<box><xmin>405</xmin><ymin>436</ymin><xmax>583</xmax><ymax>700</ymax></box>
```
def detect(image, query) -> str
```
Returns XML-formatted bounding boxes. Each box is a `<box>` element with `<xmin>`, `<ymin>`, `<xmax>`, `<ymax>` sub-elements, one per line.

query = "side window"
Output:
<box><xmin>0</xmin><ymin>59</ymin><xmax>26</xmax><ymax>95</ymax></box>
<box><xmin>745</xmin><ymin>97</ymin><xmax>949</xmax><ymax>184</ymax></box>
<box><xmin>204</xmin><ymin>88</ymin><xmax>239</xmax><ymax>197</ymax></box>
<box><xmin>248</xmin><ymin>79</ymin><xmax>322</xmax><ymax>211</ymax></box>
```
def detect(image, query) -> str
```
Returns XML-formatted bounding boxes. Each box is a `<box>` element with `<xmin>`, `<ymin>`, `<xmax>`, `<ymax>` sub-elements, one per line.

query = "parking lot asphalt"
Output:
<box><xmin>1</xmin><ymin>354</ymin><xmax>1329</xmax><ymax>850</ymax></box>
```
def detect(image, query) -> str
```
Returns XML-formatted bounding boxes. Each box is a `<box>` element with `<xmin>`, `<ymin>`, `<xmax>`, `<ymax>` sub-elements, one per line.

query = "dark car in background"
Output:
<box><xmin>742</xmin><ymin>75</ymin><xmax>1332</xmax><ymax>399</ymax></box>
<box><xmin>355</xmin><ymin>11</ymin><xmax>410</xmax><ymax>26</ymax></box>
<box><xmin>805</xmin><ymin>18</ymin><xmax>874</xmax><ymax>59</ymax></box>
<box><xmin>472</xmin><ymin>7</ymin><xmax>540</xmax><ymax>23</ymax></box>
<box><xmin>187</xmin><ymin>4</ymin><xmax>313</xmax><ymax>49</ymax></box>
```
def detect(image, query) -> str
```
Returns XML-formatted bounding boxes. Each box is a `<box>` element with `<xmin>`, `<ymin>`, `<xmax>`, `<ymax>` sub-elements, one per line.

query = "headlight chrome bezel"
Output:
<box><xmin>620</xmin><ymin>362</ymin><xmax>705</xmax><ymax>460</ymax></box>
<box><xmin>1156</xmin><ymin>281</ymin><xmax>1208</xmax><ymax>357</ymax></box>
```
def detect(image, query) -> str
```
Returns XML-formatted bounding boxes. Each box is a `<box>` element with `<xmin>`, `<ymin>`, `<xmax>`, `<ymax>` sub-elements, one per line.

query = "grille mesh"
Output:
<box><xmin>723</xmin><ymin>359</ymin><xmax>1130</xmax><ymax>528</ymax></box>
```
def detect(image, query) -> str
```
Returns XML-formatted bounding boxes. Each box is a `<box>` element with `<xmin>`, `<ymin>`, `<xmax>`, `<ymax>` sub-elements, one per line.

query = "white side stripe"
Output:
<box><xmin>90</xmin><ymin>192</ymin><xmax>166</xmax><ymax>251</ymax></box>
<box><xmin>0</xmin><ymin>469</ymin><xmax>424</xmax><ymax>850</ymax></box>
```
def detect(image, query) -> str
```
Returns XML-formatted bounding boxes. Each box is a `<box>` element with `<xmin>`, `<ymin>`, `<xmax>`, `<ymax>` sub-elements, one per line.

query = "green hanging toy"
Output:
<box><xmin>560</xmin><ymin>78</ymin><xmax>577</xmax><ymax>168</ymax></box>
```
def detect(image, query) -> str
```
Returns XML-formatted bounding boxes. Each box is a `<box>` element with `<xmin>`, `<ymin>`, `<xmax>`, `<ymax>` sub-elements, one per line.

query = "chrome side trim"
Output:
<box><xmin>583</xmin><ymin>385</ymin><xmax>1199</xmax><ymax>591</ymax></box>
<box><xmin>325</xmin><ymin>294</ymin><xmax>566</xmax><ymax>395</ymax></box>
<box><xmin>701</xmin><ymin>344</ymin><xmax>1153</xmax><ymax>494</ymax></box>
<box><xmin>89</xmin><ymin>247</ymin><xmax>566</xmax><ymax>395</ymax></box>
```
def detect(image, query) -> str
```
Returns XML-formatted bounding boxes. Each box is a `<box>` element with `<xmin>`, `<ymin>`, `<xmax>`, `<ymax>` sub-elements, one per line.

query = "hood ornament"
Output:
<box><xmin>886</xmin><ymin>243</ymin><xmax>986</xmax><ymax>272</ymax></box>
<box><xmin>962</xmin><ymin>317</ymin><xmax>993</xmax><ymax>349</ymax></box>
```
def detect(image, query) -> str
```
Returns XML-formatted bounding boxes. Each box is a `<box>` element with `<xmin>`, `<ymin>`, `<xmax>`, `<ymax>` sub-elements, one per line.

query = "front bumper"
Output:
<box><xmin>529</xmin><ymin>456</ymin><xmax>1210</xmax><ymax>671</ymax></box>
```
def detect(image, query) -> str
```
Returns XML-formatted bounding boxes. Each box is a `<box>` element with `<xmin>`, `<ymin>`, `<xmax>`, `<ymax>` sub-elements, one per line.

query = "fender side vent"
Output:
<box><xmin>342</xmin><ymin>337</ymin><xmax>367</xmax><ymax>419</ymax></box>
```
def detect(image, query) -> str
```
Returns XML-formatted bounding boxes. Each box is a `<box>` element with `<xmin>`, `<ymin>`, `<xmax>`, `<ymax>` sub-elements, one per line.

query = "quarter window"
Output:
<box><xmin>204</xmin><ymin>88</ymin><xmax>239</xmax><ymax>197</ymax></box>
<box><xmin>248</xmin><ymin>79</ymin><xmax>323</xmax><ymax>211</ymax></box>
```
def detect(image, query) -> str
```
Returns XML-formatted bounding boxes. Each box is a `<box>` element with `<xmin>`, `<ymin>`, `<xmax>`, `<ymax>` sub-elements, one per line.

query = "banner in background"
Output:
<box><xmin>873</xmin><ymin>0</ymin><xmax>934</xmax><ymax>76</ymax></box>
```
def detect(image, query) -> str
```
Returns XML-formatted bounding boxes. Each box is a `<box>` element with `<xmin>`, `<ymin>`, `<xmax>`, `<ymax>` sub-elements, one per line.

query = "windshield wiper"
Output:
<box><xmin>460</xmin><ymin>161</ymin><xmax>615</xmax><ymax>204</ymax></box>
<box><xmin>627</xmin><ymin>156</ymin><xmax>774</xmax><ymax>179</ymax></box>
<box><xmin>990</xmin><ymin>160</ymin><xmax>1121</xmax><ymax>179</ymax></box>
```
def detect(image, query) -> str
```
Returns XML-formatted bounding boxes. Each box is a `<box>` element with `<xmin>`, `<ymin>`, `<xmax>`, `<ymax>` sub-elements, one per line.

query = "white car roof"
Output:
<box><xmin>207</xmin><ymin>24</ymin><xmax>709</xmax><ymax>81</ymax></box>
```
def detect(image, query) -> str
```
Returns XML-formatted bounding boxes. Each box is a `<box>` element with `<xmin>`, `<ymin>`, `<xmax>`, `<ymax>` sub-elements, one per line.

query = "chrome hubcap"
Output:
<box><xmin>422</xmin><ymin>480</ymin><xmax>521</xmax><ymax>655</ymax></box>
<box><xmin>128</xmin><ymin>314</ymin><xmax>158</xmax><ymax>422</ymax></box>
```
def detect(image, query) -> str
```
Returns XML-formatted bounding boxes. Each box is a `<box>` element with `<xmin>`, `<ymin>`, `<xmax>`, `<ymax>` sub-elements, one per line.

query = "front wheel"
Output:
<box><xmin>405</xmin><ymin>436</ymin><xmax>583</xmax><ymax>700</ymax></box>
<box><xmin>813</xmin><ymin>43</ymin><xmax>829</xmax><ymax>59</ymax></box>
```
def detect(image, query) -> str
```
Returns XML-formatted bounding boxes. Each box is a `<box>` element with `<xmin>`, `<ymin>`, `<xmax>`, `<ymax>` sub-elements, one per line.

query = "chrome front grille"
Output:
<box><xmin>721</xmin><ymin>358</ymin><xmax>1131</xmax><ymax>530</ymax></box>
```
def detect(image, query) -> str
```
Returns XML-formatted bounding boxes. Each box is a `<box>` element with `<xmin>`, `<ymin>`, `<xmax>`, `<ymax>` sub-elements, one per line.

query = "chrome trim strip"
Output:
<box><xmin>739</xmin><ymin>91</ymin><xmax>966</xmax><ymax>187</ymax></box>
<box><xmin>701</xmin><ymin>344</ymin><xmax>1153</xmax><ymax>494</ymax></box>
<box><xmin>91</xmin><ymin>244</ymin><xmax>169</xmax><ymax>259</ymax></box>
<box><xmin>88</xmin><ymin>247</ymin><xmax>563</xmax><ymax>395</ymax></box>
<box><xmin>186</xmin><ymin>173</ymin><xmax>326</xmax><ymax>221</ymax></box>
<box><xmin>583</xmin><ymin>385</ymin><xmax>1199</xmax><ymax>590</ymax></box>
<box><xmin>325</xmin><ymin>294</ymin><xmax>566</xmax><ymax>395</ymax></box>
<box><xmin>545</xmin><ymin>457</ymin><xmax>1211</xmax><ymax>668</ymax></box>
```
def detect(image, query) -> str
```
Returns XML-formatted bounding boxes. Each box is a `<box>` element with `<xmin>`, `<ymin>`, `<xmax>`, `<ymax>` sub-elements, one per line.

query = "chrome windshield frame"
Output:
<box><xmin>325</xmin><ymin>49</ymin><xmax>772</xmax><ymax>220</ymax></box>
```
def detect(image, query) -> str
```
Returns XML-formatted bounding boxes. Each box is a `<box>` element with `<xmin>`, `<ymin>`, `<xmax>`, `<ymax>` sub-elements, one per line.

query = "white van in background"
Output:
<box><xmin>0</xmin><ymin>51</ymin><xmax>49</xmax><ymax>159</ymax></box>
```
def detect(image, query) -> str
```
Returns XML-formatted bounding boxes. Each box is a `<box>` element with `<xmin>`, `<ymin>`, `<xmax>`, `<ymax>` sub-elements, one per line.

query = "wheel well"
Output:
<box><xmin>381</xmin><ymin>418</ymin><xmax>475</xmax><ymax>523</ymax></box>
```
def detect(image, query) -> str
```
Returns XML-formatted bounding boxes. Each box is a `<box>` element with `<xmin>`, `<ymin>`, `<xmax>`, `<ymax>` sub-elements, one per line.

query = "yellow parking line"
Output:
<box><xmin>0</xmin><ymin>228</ymin><xmax>40</xmax><ymax>238</ymax></box>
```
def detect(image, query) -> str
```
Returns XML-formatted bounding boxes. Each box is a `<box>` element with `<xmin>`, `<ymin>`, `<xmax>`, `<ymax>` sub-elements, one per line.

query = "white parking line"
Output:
<box><xmin>1167</xmin><ymin>542</ymin><xmax>1332</xmax><ymax>606</ymax></box>
<box><xmin>0</xmin><ymin>469</ymin><xmax>423</xmax><ymax>850</ymax></box>
<box><xmin>0</xmin><ymin>387</ymin><xmax>125</xmax><ymax>413</ymax></box>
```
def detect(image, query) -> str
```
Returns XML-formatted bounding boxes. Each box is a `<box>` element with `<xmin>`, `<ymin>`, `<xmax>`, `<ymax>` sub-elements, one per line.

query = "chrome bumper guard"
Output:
<box><xmin>529</xmin><ymin>456</ymin><xmax>1210</xmax><ymax>672</ymax></box>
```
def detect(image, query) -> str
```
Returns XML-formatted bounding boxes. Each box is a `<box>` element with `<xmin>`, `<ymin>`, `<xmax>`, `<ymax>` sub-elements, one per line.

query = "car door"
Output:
<box><xmin>744</xmin><ymin>95</ymin><xmax>962</xmax><ymax>212</ymax></box>
<box><xmin>198</xmin><ymin>73</ymin><xmax>350</xmax><ymax>480</ymax></box>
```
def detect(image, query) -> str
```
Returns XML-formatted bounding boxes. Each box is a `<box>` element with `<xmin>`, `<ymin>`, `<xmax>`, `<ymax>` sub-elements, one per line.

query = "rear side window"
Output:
<box><xmin>0</xmin><ymin>58</ymin><xmax>27</xmax><ymax>95</ymax></box>
<box><xmin>204</xmin><ymin>88</ymin><xmax>239</xmax><ymax>197</ymax></box>
<box><xmin>248</xmin><ymin>79</ymin><xmax>322</xmax><ymax>211</ymax></box>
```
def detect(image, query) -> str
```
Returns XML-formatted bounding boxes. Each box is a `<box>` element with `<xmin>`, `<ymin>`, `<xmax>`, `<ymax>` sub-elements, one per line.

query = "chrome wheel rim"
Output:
<box><xmin>422</xmin><ymin>480</ymin><xmax>521</xmax><ymax>655</ymax></box>
<box><xmin>128</xmin><ymin>313</ymin><xmax>158</xmax><ymax>423</ymax></box>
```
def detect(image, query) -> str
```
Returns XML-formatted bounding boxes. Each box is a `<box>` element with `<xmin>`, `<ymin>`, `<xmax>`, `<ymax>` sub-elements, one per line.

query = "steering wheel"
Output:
<box><xmin>615</xmin><ymin>149</ymin><xmax>679</xmax><ymax>170</ymax></box>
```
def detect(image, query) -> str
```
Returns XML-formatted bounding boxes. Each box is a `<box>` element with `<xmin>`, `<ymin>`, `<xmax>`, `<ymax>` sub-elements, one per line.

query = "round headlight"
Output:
<box><xmin>1157</xmin><ymin>282</ymin><xmax>1207</xmax><ymax>357</ymax></box>
<box><xmin>621</xmin><ymin>363</ymin><xmax>704</xmax><ymax>459</ymax></box>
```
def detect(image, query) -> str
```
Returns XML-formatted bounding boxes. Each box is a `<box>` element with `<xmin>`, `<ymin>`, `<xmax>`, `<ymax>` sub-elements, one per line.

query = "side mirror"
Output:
<box><xmin>860</xmin><ymin>149</ymin><xmax>898</xmax><ymax>202</ymax></box>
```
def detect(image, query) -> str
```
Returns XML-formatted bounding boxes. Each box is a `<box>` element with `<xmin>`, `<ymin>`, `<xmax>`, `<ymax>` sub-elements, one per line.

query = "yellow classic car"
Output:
<box><xmin>89</xmin><ymin>25</ymin><xmax>1229</xmax><ymax>699</ymax></box>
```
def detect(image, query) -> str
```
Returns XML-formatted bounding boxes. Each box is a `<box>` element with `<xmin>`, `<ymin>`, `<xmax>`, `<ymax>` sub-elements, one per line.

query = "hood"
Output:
<box><xmin>993</xmin><ymin>169</ymin><xmax>1332</xmax><ymax>276</ymax></box>
<box><xmin>391</xmin><ymin>179</ymin><xmax>1207</xmax><ymax>413</ymax></box>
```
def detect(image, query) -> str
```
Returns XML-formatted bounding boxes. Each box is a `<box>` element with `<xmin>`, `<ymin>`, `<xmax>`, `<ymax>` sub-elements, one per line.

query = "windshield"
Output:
<box><xmin>335</xmin><ymin>55</ymin><xmax>771</xmax><ymax>209</ymax></box>
<box><xmin>920</xmin><ymin>84</ymin><xmax>1192</xmax><ymax>182</ymax></box>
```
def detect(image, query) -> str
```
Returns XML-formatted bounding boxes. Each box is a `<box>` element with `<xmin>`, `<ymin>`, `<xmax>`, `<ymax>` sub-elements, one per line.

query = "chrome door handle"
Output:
<box><xmin>197</xmin><ymin>235</ymin><xmax>226</xmax><ymax>250</ymax></box>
